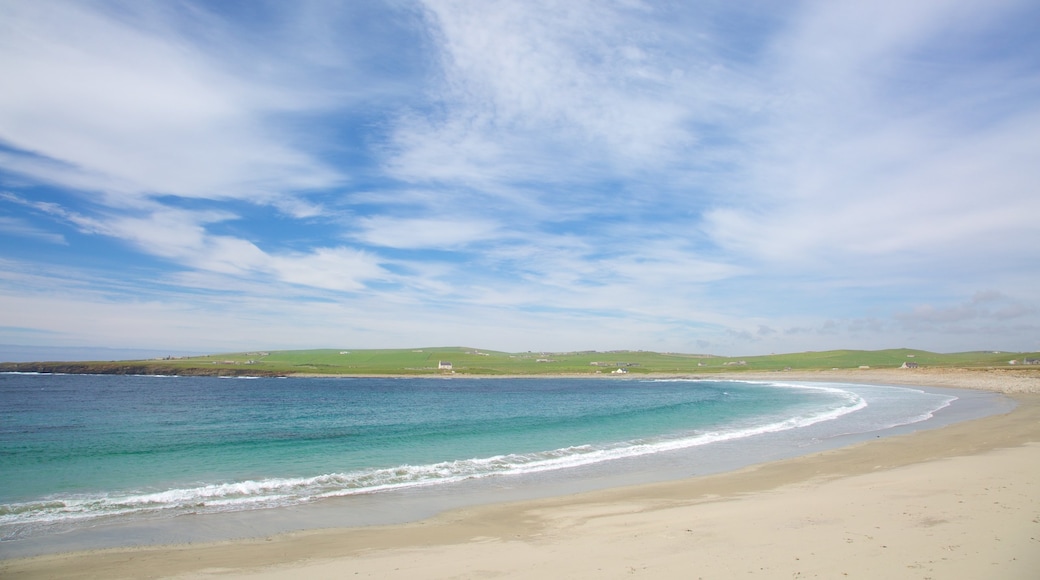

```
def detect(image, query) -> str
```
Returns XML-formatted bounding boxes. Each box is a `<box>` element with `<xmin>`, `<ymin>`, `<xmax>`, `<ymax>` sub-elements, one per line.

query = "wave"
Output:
<box><xmin>1</xmin><ymin>371</ymin><xmax>53</xmax><ymax>376</ymax></box>
<box><xmin>0</xmin><ymin>385</ymin><xmax>866</xmax><ymax>536</ymax></box>
<box><xmin>131</xmin><ymin>374</ymin><xmax>181</xmax><ymax>378</ymax></box>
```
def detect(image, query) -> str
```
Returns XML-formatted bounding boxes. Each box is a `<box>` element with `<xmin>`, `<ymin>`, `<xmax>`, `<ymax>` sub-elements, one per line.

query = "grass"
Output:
<box><xmin>3</xmin><ymin>347</ymin><xmax>1037</xmax><ymax>376</ymax></box>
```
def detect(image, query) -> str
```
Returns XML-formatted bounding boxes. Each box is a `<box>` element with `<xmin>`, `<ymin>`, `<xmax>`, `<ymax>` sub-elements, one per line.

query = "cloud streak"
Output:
<box><xmin>0</xmin><ymin>2</ymin><xmax>338</xmax><ymax>202</ymax></box>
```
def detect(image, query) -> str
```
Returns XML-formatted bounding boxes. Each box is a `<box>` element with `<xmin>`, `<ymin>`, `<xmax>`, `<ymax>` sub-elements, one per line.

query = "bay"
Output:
<box><xmin>0</xmin><ymin>372</ymin><xmax>1011</xmax><ymax>556</ymax></box>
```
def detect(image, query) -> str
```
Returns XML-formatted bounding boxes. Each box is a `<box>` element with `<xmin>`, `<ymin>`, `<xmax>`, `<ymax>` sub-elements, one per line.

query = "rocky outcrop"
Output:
<box><xmin>0</xmin><ymin>362</ymin><xmax>285</xmax><ymax>377</ymax></box>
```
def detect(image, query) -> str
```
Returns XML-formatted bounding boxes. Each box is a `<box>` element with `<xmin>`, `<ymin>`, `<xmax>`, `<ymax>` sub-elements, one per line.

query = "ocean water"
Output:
<box><xmin>0</xmin><ymin>373</ymin><xmax>1011</xmax><ymax>556</ymax></box>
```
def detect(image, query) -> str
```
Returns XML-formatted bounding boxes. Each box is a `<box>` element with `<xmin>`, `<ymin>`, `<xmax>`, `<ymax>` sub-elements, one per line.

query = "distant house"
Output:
<box><xmin>1024</xmin><ymin>358</ymin><xmax>1040</xmax><ymax>365</ymax></box>
<box><xmin>901</xmin><ymin>361</ymin><xmax>919</xmax><ymax>369</ymax></box>
<box><xmin>612</xmin><ymin>367</ymin><xmax>628</xmax><ymax>374</ymax></box>
<box><xmin>438</xmin><ymin>361</ymin><xmax>453</xmax><ymax>370</ymax></box>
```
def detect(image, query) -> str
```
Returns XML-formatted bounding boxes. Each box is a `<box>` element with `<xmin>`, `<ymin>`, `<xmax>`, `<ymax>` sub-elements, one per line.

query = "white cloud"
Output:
<box><xmin>269</xmin><ymin>247</ymin><xmax>388</xmax><ymax>292</ymax></box>
<box><xmin>703</xmin><ymin>0</ymin><xmax>1040</xmax><ymax>281</ymax></box>
<box><xmin>2</xmin><ymin>192</ymin><xmax>391</xmax><ymax>294</ymax></box>
<box><xmin>0</xmin><ymin>0</ymin><xmax>344</xmax><ymax>206</ymax></box>
<box><xmin>102</xmin><ymin>211</ymin><xmax>390</xmax><ymax>292</ymax></box>
<box><xmin>353</xmin><ymin>215</ymin><xmax>502</xmax><ymax>249</ymax></box>
<box><xmin>0</xmin><ymin>1</ymin><xmax>406</xmax><ymax>296</ymax></box>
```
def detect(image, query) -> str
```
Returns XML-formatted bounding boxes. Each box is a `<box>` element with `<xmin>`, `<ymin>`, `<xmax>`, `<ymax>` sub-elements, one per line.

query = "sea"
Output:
<box><xmin>0</xmin><ymin>372</ymin><xmax>1014</xmax><ymax>558</ymax></box>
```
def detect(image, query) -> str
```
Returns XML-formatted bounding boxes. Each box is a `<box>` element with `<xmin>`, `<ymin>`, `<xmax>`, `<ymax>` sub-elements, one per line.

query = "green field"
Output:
<box><xmin>4</xmin><ymin>347</ymin><xmax>1037</xmax><ymax>376</ymax></box>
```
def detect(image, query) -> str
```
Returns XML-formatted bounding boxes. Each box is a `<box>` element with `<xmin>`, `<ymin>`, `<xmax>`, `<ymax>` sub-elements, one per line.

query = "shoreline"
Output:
<box><xmin>3</xmin><ymin>369</ymin><xmax>1038</xmax><ymax>578</ymax></box>
<box><xmin>6</xmin><ymin>364</ymin><xmax>1040</xmax><ymax>387</ymax></box>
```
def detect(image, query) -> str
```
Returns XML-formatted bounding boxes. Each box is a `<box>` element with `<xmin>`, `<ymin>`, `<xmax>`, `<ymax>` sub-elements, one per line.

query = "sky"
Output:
<box><xmin>1</xmin><ymin>0</ymin><xmax>1039</xmax><ymax>359</ymax></box>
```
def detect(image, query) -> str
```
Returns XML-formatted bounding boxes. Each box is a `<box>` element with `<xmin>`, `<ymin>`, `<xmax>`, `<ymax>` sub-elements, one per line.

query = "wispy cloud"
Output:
<box><xmin>0</xmin><ymin>4</ymin><xmax>325</xmax><ymax>200</ymax></box>
<box><xmin>896</xmin><ymin>291</ymin><xmax>1036</xmax><ymax>328</ymax></box>
<box><xmin>0</xmin><ymin>216</ymin><xmax>66</xmax><ymax>245</ymax></box>
<box><xmin>352</xmin><ymin>215</ymin><xmax>502</xmax><ymax>249</ymax></box>
<box><xmin>387</xmin><ymin>0</ymin><xmax>760</xmax><ymax>192</ymax></box>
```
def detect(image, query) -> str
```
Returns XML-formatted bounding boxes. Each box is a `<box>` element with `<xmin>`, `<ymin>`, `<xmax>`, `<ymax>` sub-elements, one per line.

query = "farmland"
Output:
<box><xmin>2</xmin><ymin>347</ymin><xmax>1038</xmax><ymax>377</ymax></box>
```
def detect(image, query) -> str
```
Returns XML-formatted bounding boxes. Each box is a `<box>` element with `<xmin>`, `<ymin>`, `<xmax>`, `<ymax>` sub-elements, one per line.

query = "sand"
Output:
<box><xmin>3</xmin><ymin>368</ymin><xmax>1039</xmax><ymax>579</ymax></box>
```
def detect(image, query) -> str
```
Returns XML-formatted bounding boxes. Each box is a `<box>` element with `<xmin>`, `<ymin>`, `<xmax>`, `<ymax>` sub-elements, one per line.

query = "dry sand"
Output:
<box><xmin>4</xmin><ymin>368</ymin><xmax>1039</xmax><ymax>579</ymax></box>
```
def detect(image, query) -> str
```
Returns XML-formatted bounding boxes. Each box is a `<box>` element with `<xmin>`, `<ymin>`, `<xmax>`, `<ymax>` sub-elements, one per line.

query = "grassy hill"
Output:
<box><xmin>3</xmin><ymin>347</ymin><xmax>1037</xmax><ymax>376</ymax></box>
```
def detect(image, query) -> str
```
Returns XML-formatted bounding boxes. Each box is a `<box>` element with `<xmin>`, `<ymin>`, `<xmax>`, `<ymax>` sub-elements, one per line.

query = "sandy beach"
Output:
<box><xmin>3</xmin><ymin>368</ymin><xmax>1038</xmax><ymax>579</ymax></box>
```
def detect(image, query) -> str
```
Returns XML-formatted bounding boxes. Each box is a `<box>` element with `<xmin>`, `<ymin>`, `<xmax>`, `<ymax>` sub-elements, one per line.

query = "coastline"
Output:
<box><xmin>3</xmin><ymin>369</ymin><xmax>1038</xmax><ymax>579</ymax></box>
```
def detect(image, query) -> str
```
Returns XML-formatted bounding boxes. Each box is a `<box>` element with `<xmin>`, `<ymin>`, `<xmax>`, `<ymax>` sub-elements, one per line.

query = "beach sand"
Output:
<box><xmin>3</xmin><ymin>368</ymin><xmax>1038</xmax><ymax>579</ymax></box>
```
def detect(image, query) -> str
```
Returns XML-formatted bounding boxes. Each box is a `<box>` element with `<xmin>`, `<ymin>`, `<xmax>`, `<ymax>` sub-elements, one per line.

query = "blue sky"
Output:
<box><xmin>1</xmin><ymin>0</ymin><xmax>1038</xmax><ymax>358</ymax></box>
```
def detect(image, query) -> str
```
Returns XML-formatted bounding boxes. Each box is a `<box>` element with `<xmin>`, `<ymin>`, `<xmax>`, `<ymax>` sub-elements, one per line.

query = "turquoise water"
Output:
<box><xmin>0</xmin><ymin>373</ymin><xmax>967</xmax><ymax>548</ymax></box>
